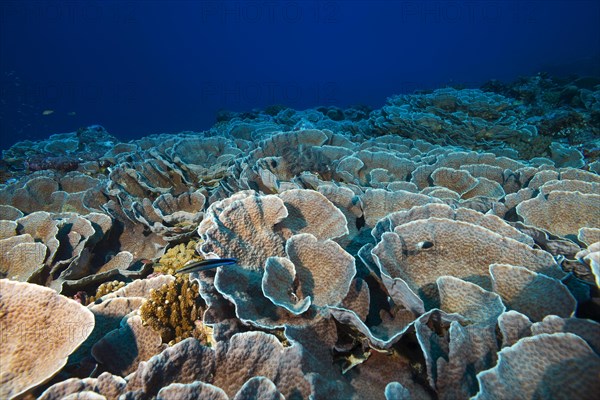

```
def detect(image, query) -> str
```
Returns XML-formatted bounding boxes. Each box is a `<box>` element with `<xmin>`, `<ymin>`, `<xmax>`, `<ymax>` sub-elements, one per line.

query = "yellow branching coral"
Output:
<box><xmin>87</xmin><ymin>280</ymin><xmax>126</xmax><ymax>304</ymax></box>
<box><xmin>139</xmin><ymin>275</ymin><xmax>210</xmax><ymax>346</ymax></box>
<box><xmin>153</xmin><ymin>240</ymin><xmax>203</xmax><ymax>275</ymax></box>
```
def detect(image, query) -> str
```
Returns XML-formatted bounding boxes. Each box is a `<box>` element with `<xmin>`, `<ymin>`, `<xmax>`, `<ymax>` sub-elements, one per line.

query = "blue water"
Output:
<box><xmin>1</xmin><ymin>0</ymin><xmax>599</xmax><ymax>150</ymax></box>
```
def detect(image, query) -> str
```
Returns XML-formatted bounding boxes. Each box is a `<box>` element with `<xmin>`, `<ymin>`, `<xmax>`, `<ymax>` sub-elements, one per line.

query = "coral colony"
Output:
<box><xmin>1</xmin><ymin>75</ymin><xmax>600</xmax><ymax>399</ymax></box>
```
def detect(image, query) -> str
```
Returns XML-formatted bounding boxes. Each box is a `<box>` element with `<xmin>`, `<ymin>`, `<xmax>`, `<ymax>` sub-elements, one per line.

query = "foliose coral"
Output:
<box><xmin>1</xmin><ymin>75</ymin><xmax>600</xmax><ymax>400</ymax></box>
<box><xmin>0</xmin><ymin>280</ymin><xmax>95</xmax><ymax>399</ymax></box>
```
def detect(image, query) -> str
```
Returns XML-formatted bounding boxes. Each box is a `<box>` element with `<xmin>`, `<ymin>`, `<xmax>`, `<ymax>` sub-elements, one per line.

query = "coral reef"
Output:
<box><xmin>1</xmin><ymin>75</ymin><xmax>599</xmax><ymax>399</ymax></box>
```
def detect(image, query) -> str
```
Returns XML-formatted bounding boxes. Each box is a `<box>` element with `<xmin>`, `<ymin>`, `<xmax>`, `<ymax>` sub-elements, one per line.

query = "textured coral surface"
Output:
<box><xmin>1</xmin><ymin>75</ymin><xmax>599</xmax><ymax>400</ymax></box>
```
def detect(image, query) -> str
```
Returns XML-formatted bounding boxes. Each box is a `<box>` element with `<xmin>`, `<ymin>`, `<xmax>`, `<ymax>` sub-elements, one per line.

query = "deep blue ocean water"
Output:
<box><xmin>1</xmin><ymin>0</ymin><xmax>598</xmax><ymax>151</ymax></box>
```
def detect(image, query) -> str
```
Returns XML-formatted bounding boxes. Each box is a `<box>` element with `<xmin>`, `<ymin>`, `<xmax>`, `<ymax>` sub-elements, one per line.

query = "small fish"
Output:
<box><xmin>67</xmin><ymin>111</ymin><xmax>76</xmax><ymax>116</ymax></box>
<box><xmin>42</xmin><ymin>110</ymin><xmax>54</xmax><ymax>115</ymax></box>
<box><xmin>401</xmin><ymin>240</ymin><xmax>435</xmax><ymax>256</ymax></box>
<box><xmin>176</xmin><ymin>258</ymin><xmax>238</xmax><ymax>274</ymax></box>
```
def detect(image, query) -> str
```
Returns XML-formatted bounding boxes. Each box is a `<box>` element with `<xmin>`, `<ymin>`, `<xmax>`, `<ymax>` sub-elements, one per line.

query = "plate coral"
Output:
<box><xmin>1</xmin><ymin>75</ymin><xmax>599</xmax><ymax>400</ymax></box>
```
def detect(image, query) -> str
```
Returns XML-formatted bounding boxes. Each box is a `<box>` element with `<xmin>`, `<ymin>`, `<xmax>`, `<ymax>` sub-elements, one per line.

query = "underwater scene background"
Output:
<box><xmin>1</xmin><ymin>0</ymin><xmax>599</xmax><ymax>150</ymax></box>
<box><xmin>1</xmin><ymin>1</ymin><xmax>599</xmax><ymax>400</ymax></box>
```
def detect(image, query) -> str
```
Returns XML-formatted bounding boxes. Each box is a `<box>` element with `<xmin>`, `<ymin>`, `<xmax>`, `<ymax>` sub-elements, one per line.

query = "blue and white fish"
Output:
<box><xmin>176</xmin><ymin>258</ymin><xmax>238</xmax><ymax>274</ymax></box>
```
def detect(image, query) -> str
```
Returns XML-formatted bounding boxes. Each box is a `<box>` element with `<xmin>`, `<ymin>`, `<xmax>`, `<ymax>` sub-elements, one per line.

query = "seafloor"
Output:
<box><xmin>0</xmin><ymin>74</ymin><xmax>599</xmax><ymax>400</ymax></box>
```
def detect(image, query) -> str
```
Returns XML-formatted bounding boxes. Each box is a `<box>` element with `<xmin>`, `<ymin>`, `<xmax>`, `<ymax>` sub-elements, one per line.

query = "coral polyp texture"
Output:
<box><xmin>1</xmin><ymin>75</ymin><xmax>600</xmax><ymax>399</ymax></box>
